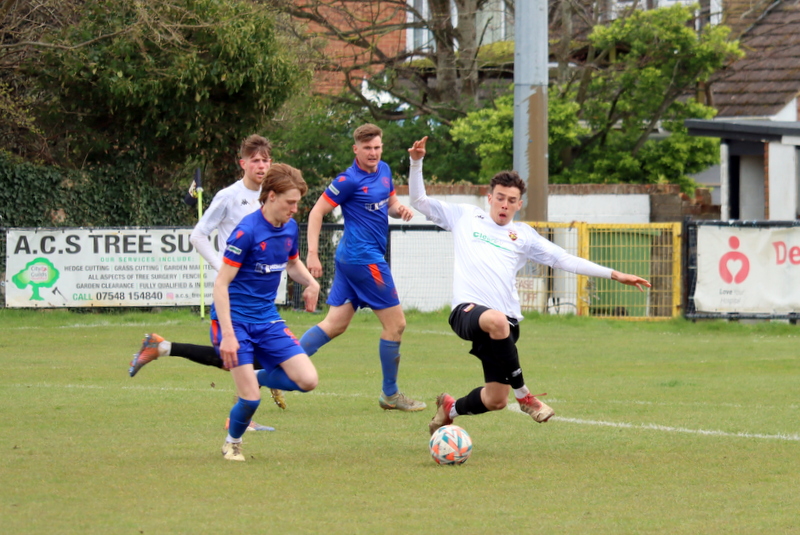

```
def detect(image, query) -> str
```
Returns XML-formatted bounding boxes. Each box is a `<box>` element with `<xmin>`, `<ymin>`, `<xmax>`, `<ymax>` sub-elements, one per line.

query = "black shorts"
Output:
<box><xmin>448</xmin><ymin>303</ymin><xmax>521</xmax><ymax>384</ymax></box>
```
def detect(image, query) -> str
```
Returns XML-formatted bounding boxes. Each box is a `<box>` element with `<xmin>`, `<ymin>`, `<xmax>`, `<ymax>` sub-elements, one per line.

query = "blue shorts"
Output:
<box><xmin>210</xmin><ymin>320</ymin><xmax>305</xmax><ymax>371</ymax></box>
<box><xmin>327</xmin><ymin>259</ymin><xmax>400</xmax><ymax>311</ymax></box>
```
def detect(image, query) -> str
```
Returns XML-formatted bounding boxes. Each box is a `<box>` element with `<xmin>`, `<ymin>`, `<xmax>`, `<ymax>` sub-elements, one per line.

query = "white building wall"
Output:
<box><xmin>548</xmin><ymin>194</ymin><xmax>650</xmax><ymax>223</ymax></box>
<box><xmin>739</xmin><ymin>155</ymin><xmax>765</xmax><ymax>219</ymax></box>
<box><xmin>773</xmin><ymin>98</ymin><xmax>798</xmax><ymax>121</ymax></box>
<box><xmin>395</xmin><ymin>193</ymin><xmax>650</xmax><ymax>224</ymax></box>
<box><xmin>768</xmin><ymin>142</ymin><xmax>798</xmax><ymax>220</ymax></box>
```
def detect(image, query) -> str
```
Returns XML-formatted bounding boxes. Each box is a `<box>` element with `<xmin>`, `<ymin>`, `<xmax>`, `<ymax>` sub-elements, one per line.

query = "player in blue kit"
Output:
<box><xmin>300</xmin><ymin>123</ymin><xmax>426</xmax><ymax>412</ymax></box>
<box><xmin>215</xmin><ymin>163</ymin><xmax>320</xmax><ymax>461</ymax></box>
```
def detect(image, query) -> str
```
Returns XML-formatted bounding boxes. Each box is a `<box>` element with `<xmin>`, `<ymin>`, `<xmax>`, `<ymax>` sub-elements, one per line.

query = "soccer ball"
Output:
<box><xmin>429</xmin><ymin>425</ymin><xmax>472</xmax><ymax>465</ymax></box>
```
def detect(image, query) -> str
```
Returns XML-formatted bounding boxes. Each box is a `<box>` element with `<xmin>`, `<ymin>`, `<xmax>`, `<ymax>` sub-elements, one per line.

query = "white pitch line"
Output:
<box><xmin>4</xmin><ymin>320</ymin><xmax>188</xmax><ymax>330</ymax></box>
<box><xmin>508</xmin><ymin>403</ymin><xmax>800</xmax><ymax>442</ymax></box>
<box><xmin>5</xmin><ymin>382</ymin><xmax>798</xmax><ymax>441</ymax></box>
<box><xmin>2</xmin><ymin>382</ymin><xmax>373</xmax><ymax>397</ymax></box>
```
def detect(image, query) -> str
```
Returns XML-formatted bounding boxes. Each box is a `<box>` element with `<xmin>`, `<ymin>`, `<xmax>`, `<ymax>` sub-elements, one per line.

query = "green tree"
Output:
<box><xmin>450</xmin><ymin>89</ymin><xmax>587</xmax><ymax>183</ymax></box>
<box><xmin>266</xmin><ymin>95</ymin><xmax>480</xmax><ymax>187</ymax></box>
<box><xmin>29</xmin><ymin>0</ymin><xmax>304</xmax><ymax>190</ymax></box>
<box><xmin>451</xmin><ymin>6</ymin><xmax>740</xmax><ymax>190</ymax></box>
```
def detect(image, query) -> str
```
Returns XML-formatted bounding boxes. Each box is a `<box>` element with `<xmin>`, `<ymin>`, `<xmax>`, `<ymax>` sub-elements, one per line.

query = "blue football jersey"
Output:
<box><xmin>322</xmin><ymin>159</ymin><xmax>395</xmax><ymax>264</ymax></box>
<box><xmin>211</xmin><ymin>210</ymin><xmax>299</xmax><ymax>324</ymax></box>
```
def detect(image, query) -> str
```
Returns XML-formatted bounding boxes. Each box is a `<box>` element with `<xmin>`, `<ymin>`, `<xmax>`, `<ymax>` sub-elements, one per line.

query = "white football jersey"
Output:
<box><xmin>194</xmin><ymin>179</ymin><xmax>261</xmax><ymax>256</ymax></box>
<box><xmin>409</xmin><ymin>159</ymin><xmax>612</xmax><ymax>319</ymax></box>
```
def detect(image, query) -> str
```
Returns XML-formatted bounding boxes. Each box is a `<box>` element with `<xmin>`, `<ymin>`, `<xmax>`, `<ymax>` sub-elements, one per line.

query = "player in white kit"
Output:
<box><xmin>405</xmin><ymin>137</ymin><xmax>651</xmax><ymax>435</ymax></box>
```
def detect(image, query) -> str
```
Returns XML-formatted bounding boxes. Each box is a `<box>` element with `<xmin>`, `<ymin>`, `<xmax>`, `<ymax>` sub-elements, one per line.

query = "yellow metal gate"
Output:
<box><xmin>517</xmin><ymin>222</ymin><xmax>682</xmax><ymax>320</ymax></box>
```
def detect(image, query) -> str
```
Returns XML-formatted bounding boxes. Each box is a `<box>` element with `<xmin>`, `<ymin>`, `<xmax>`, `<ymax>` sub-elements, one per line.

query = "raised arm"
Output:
<box><xmin>407</xmin><ymin>137</ymin><xmax>431</xmax><ymax>216</ymax></box>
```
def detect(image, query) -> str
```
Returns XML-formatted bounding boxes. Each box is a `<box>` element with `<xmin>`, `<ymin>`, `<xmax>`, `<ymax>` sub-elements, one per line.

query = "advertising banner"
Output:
<box><xmin>694</xmin><ymin>225</ymin><xmax>800</xmax><ymax>313</ymax></box>
<box><xmin>5</xmin><ymin>227</ymin><xmax>287</xmax><ymax>308</ymax></box>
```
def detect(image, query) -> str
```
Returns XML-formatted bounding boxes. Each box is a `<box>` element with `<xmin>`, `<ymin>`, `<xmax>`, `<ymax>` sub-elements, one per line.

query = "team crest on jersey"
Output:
<box><xmin>241</xmin><ymin>199</ymin><xmax>249</xmax><ymax>206</ymax></box>
<box><xmin>508</xmin><ymin>231</ymin><xmax>518</xmax><ymax>241</ymax></box>
<box><xmin>285</xmin><ymin>238</ymin><xmax>293</xmax><ymax>251</ymax></box>
<box><xmin>227</xmin><ymin>245</ymin><xmax>242</xmax><ymax>255</ymax></box>
<box><xmin>382</xmin><ymin>176</ymin><xmax>390</xmax><ymax>188</ymax></box>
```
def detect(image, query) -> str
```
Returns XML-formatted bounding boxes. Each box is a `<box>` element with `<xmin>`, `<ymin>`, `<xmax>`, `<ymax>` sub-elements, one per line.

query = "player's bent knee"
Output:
<box><xmin>481</xmin><ymin>391</ymin><xmax>508</xmax><ymax>411</ymax></box>
<box><xmin>295</xmin><ymin>371</ymin><xmax>319</xmax><ymax>392</ymax></box>
<box><xmin>484</xmin><ymin>397</ymin><xmax>508</xmax><ymax>411</ymax></box>
<box><xmin>480</xmin><ymin>310</ymin><xmax>510</xmax><ymax>338</ymax></box>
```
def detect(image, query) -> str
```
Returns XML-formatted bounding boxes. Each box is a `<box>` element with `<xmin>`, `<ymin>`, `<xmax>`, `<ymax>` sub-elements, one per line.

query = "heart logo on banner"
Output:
<box><xmin>726</xmin><ymin>258</ymin><xmax>743</xmax><ymax>281</ymax></box>
<box><xmin>719</xmin><ymin>252</ymin><xmax>749</xmax><ymax>284</ymax></box>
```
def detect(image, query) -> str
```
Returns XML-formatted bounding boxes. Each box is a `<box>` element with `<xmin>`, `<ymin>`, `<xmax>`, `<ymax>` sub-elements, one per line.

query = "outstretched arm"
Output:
<box><xmin>611</xmin><ymin>271</ymin><xmax>651</xmax><ymax>292</ymax></box>
<box><xmin>551</xmin><ymin>254</ymin><xmax>651</xmax><ymax>292</ymax></box>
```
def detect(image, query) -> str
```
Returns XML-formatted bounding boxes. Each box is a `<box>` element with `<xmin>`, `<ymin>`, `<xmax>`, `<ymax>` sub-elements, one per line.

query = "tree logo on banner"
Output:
<box><xmin>718</xmin><ymin>236</ymin><xmax>750</xmax><ymax>284</ymax></box>
<box><xmin>11</xmin><ymin>258</ymin><xmax>61</xmax><ymax>300</ymax></box>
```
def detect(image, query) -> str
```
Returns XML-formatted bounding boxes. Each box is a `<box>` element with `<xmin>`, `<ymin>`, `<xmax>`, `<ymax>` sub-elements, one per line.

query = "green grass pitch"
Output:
<box><xmin>1</xmin><ymin>307</ymin><xmax>798</xmax><ymax>534</ymax></box>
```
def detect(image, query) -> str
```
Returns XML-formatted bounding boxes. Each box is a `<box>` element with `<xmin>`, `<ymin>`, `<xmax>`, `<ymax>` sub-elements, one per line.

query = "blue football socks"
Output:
<box><xmin>228</xmin><ymin>397</ymin><xmax>261</xmax><ymax>439</ymax></box>
<box><xmin>256</xmin><ymin>367</ymin><xmax>305</xmax><ymax>392</ymax></box>
<box><xmin>299</xmin><ymin>325</ymin><xmax>331</xmax><ymax>357</ymax></box>
<box><xmin>379</xmin><ymin>339</ymin><xmax>401</xmax><ymax>397</ymax></box>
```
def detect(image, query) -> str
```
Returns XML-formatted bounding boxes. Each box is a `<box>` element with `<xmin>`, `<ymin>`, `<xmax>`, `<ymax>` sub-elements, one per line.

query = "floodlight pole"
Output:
<box><xmin>514</xmin><ymin>0</ymin><xmax>549</xmax><ymax>222</ymax></box>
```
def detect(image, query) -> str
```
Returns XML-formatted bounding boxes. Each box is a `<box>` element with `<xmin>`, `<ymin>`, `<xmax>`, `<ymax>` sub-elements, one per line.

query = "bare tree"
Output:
<box><xmin>266</xmin><ymin>0</ymin><xmax>517</xmax><ymax>123</ymax></box>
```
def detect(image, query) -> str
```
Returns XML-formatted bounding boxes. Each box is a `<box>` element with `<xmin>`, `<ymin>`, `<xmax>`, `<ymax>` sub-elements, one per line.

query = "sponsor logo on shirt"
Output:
<box><xmin>227</xmin><ymin>245</ymin><xmax>242</xmax><ymax>255</ymax></box>
<box><xmin>365</xmin><ymin>198</ymin><xmax>389</xmax><ymax>212</ymax></box>
<box><xmin>255</xmin><ymin>262</ymin><xmax>287</xmax><ymax>274</ymax></box>
<box><xmin>329</xmin><ymin>184</ymin><xmax>341</xmax><ymax>195</ymax></box>
<box><xmin>472</xmin><ymin>231</ymin><xmax>513</xmax><ymax>251</ymax></box>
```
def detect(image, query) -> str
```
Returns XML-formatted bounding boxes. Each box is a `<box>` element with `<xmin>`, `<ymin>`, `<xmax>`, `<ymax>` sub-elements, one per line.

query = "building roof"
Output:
<box><xmin>711</xmin><ymin>0</ymin><xmax>800</xmax><ymax>117</ymax></box>
<box><xmin>685</xmin><ymin>118</ymin><xmax>800</xmax><ymax>141</ymax></box>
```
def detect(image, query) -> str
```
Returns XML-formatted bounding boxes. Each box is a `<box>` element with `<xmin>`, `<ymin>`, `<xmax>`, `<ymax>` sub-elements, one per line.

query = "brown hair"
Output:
<box><xmin>490</xmin><ymin>170</ymin><xmax>526</xmax><ymax>196</ymax></box>
<box><xmin>259</xmin><ymin>163</ymin><xmax>308</xmax><ymax>205</ymax></box>
<box><xmin>240</xmin><ymin>134</ymin><xmax>272</xmax><ymax>160</ymax></box>
<box><xmin>353</xmin><ymin>123</ymin><xmax>383</xmax><ymax>144</ymax></box>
